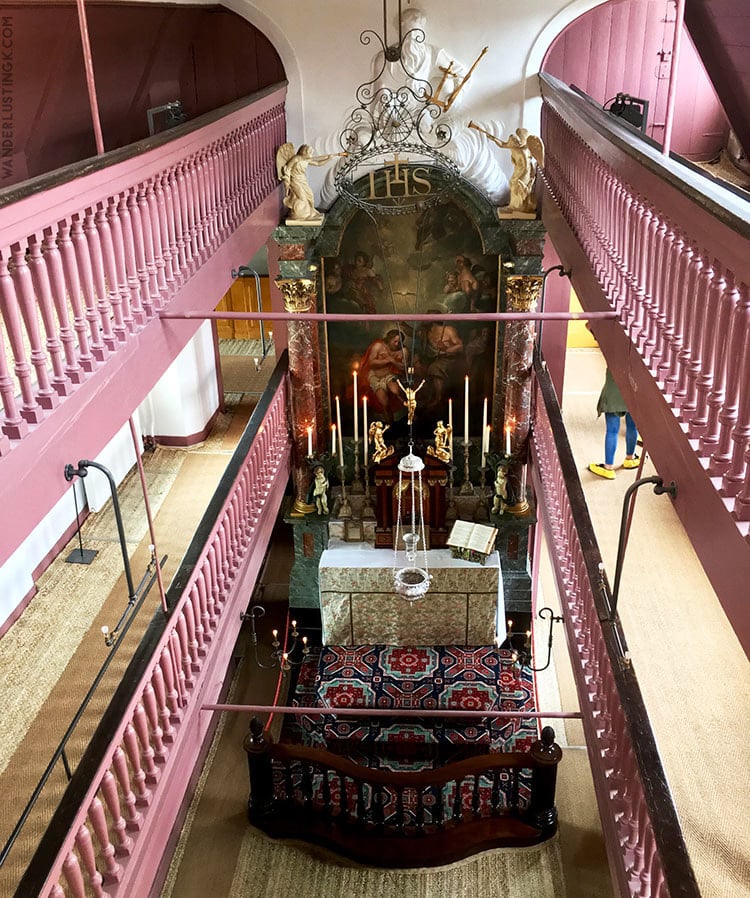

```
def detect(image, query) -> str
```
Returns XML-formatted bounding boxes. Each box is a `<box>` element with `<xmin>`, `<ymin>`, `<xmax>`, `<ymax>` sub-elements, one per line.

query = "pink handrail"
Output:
<box><xmin>0</xmin><ymin>86</ymin><xmax>286</xmax><ymax>456</ymax></box>
<box><xmin>21</xmin><ymin>376</ymin><xmax>291</xmax><ymax>898</ymax></box>
<box><xmin>540</xmin><ymin>74</ymin><xmax>750</xmax><ymax>526</ymax></box>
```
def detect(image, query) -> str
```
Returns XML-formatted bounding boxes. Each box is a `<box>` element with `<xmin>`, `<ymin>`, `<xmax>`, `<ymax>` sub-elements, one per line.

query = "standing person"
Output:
<box><xmin>588</xmin><ymin>369</ymin><xmax>639</xmax><ymax>480</ymax></box>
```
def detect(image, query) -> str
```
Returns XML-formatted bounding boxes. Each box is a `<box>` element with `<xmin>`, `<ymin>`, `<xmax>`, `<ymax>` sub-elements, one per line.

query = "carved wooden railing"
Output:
<box><xmin>13</xmin><ymin>358</ymin><xmax>291</xmax><ymax>898</ymax></box>
<box><xmin>0</xmin><ymin>83</ymin><xmax>286</xmax><ymax>457</ymax></box>
<box><xmin>530</xmin><ymin>355</ymin><xmax>700</xmax><ymax>898</ymax></box>
<box><xmin>540</xmin><ymin>72</ymin><xmax>750</xmax><ymax>530</ymax></box>
<box><xmin>245</xmin><ymin>717</ymin><xmax>562</xmax><ymax>868</ymax></box>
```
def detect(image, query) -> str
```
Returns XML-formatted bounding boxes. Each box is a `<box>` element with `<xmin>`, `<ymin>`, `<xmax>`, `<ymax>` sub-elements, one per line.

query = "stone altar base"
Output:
<box><xmin>319</xmin><ymin>541</ymin><xmax>505</xmax><ymax>646</ymax></box>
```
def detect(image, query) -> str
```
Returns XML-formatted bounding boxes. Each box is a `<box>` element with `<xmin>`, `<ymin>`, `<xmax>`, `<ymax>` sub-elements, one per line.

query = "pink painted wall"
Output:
<box><xmin>0</xmin><ymin>3</ymin><xmax>284</xmax><ymax>188</ymax></box>
<box><xmin>543</xmin><ymin>0</ymin><xmax>728</xmax><ymax>161</ymax></box>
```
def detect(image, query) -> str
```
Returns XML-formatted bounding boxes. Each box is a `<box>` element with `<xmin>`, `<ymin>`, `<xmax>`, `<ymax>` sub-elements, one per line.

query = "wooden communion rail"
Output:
<box><xmin>244</xmin><ymin>716</ymin><xmax>562</xmax><ymax>868</ymax></box>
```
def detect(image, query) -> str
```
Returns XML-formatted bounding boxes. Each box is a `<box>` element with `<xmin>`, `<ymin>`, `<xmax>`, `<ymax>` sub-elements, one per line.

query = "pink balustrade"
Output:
<box><xmin>0</xmin><ymin>86</ymin><xmax>286</xmax><ymax>456</ymax></box>
<box><xmin>30</xmin><ymin>378</ymin><xmax>290</xmax><ymax>898</ymax></box>
<box><xmin>540</xmin><ymin>74</ymin><xmax>750</xmax><ymax>531</ymax></box>
<box><xmin>530</xmin><ymin>367</ymin><xmax>699</xmax><ymax>898</ymax></box>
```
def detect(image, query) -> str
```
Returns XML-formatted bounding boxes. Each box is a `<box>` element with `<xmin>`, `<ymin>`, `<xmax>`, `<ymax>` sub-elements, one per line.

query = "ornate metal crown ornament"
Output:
<box><xmin>334</xmin><ymin>1</ymin><xmax>462</xmax><ymax>214</ymax></box>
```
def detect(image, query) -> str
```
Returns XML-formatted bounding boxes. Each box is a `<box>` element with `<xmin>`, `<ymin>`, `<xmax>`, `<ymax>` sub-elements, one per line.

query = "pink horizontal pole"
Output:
<box><xmin>161</xmin><ymin>310</ymin><xmax>618</xmax><ymax>324</ymax></box>
<box><xmin>202</xmin><ymin>702</ymin><xmax>581</xmax><ymax>719</ymax></box>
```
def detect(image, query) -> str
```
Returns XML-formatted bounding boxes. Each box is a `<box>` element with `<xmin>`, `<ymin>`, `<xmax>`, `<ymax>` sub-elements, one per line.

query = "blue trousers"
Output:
<box><xmin>605</xmin><ymin>412</ymin><xmax>637</xmax><ymax>465</ymax></box>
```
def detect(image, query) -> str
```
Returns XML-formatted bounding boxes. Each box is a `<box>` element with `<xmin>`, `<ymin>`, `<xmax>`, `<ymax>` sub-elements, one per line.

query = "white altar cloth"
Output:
<box><xmin>318</xmin><ymin>541</ymin><xmax>505</xmax><ymax>646</ymax></box>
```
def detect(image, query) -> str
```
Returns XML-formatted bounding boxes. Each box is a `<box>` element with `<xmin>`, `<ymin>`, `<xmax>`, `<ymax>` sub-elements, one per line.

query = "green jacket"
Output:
<box><xmin>596</xmin><ymin>368</ymin><xmax>628</xmax><ymax>416</ymax></box>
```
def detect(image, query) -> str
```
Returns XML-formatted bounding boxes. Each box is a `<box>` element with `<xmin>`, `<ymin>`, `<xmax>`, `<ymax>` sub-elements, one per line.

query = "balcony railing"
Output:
<box><xmin>530</xmin><ymin>355</ymin><xmax>700</xmax><ymax>898</ymax></box>
<box><xmin>13</xmin><ymin>357</ymin><xmax>291</xmax><ymax>898</ymax></box>
<box><xmin>0</xmin><ymin>84</ymin><xmax>286</xmax><ymax>457</ymax></box>
<box><xmin>540</xmin><ymin>73</ymin><xmax>750</xmax><ymax>533</ymax></box>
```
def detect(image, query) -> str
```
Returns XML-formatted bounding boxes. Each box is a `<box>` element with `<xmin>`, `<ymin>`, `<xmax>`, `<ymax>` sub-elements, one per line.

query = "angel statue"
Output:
<box><xmin>368</xmin><ymin>420</ymin><xmax>395</xmax><ymax>465</ymax></box>
<box><xmin>426</xmin><ymin>420</ymin><xmax>452</xmax><ymax>463</ymax></box>
<box><xmin>468</xmin><ymin>123</ymin><xmax>545</xmax><ymax>217</ymax></box>
<box><xmin>275</xmin><ymin>144</ymin><xmax>346</xmax><ymax>225</ymax></box>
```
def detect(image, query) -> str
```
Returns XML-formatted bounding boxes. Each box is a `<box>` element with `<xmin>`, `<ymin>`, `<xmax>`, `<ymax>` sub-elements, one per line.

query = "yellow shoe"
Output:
<box><xmin>622</xmin><ymin>456</ymin><xmax>640</xmax><ymax>469</ymax></box>
<box><xmin>589</xmin><ymin>463</ymin><xmax>616</xmax><ymax>480</ymax></box>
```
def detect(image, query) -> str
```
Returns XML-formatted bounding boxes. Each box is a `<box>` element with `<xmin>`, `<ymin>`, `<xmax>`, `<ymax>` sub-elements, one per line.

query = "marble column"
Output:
<box><xmin>502</xmin><ymin>275</ymin><xmax>543</xmax><ymax>514</ymax></box>
<box><xmin>276</xmin><ymin>277</ymin><xmax>320</xmax><ymax>516</ymax></box>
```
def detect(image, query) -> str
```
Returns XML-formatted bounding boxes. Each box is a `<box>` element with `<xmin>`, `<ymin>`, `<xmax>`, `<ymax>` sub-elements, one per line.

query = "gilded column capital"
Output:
<box><xmin>276</xmin><ymin>277</ymin><xmax>316</xmax><ymax>313</ymax></box>
<box><xmin>506</xmin><ymin>275</ymin><xmax>543</xmax><ymax>312</ymax></box>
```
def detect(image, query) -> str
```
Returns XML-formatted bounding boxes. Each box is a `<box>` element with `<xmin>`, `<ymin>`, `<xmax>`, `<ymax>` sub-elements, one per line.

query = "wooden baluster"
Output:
<box><xmin>701</xmin><ymin>276</ymin><xmax>739</xmax><ymax>454</ymax></box>
<box><xmin>136</xmin><ymin>185</ymin><xmax>162</xmax><ymax>309</ymax></box>
<box><xmin>656</xmin><ymin>228</ymin><xmax>680</xmax><ymax>385</ymax></box>
<box><xmin>720</xmin><ymin>283</ymin><xmax>750</xmax><ymax>496</ymax></box>
<box><xmin>11</xmin><ymin>241</ymin><xmax>60</xmax><ymax>408</ymax></box>
<box><xmin>356</xmin><ymin>781</ymin><xmax>366</xmax><ymax>825</ymax></box>
<box><xmin>170</xmin><ymin>628</ymin><xmax>188</xmax><ymax>704</ymax></box>
<box><xmin>199</xmin><ymin>561</ymin><xmax>216</xmax><ymax>633</ymax></box>
<box><xmin>415</xmin><ymin>787</ymin><xmax>425</xmax><ymax>832</ymax></box>
<box><xmin>491</xmin><ymin>767</ymin><xmax>501</xmax><ymax>814</ymax></box>
<box><xmin>100</xmin><ymin>769</ymin><xmax>133</xmax><ymax>855</ymax></box>
<box><xmin>452</xmin><ymin>779</ymin><xmax>463</xmax><ymax>822</ymax></box>
<box><xmin>151</xmin><ymin>662</ymin><xmax>175</xmax><ymax>742</ymax></box>
<box><xmin>0</xmin><ymin>253</ymin><xmax>35</xmax><ymax>433</ymax></box>
<box><xmin>41</xmin><ymin>228</ymin><xmax>86</xmax><ymax>384</ymax></box>
<box><xmin>74</xmin><ymin>212</ymin><xmax>114</xmax><ymax>354</ymax></box>
<box><xmin>132</xmin><ymin>701</ymin><xmax>159</xmax><ymax>782</ymax></box>
<box><xmin>142</xmin><ymin>681</ymin><xmax>167</xmax><ymax>761</ymax></box>
<box><xmin>395</xmin><ymin>785</ymin><xmax>405</xmax><ymax>833</ymax></box>
<box><xmin>471</xmin><ymin>773</ymin><xmax>481</xmax><ymax>817</ymax></box>
<box><xmin>175</xmin><ymin>162</ymin><xmax>195</xmax><ymax>272</ymax></box>
<box><xmin>116</xmin><ymin>193</ymin><xmax>146</xmax><ymax>326</ymax></box>
<box><xmin>50</xmin><ymin>884</ymin><xmax>66</xmax><ymax>898</ymax></box>
<box><xmin>194</xmin><ymin>152</ymin><xmax>209</xmax><ymax>260</ymax></box>
<box><xmin>664</xmin><ymin>236</ymin><xmax>693</xmax><ymax>394</ymax></box>
<box><xmin>57</xmin><ymin>219</ymin><xmax>96</xmax><ymax>371</ymax></box>
<box><xmin>89</xmin><ymin>795</ymin><xmax>123</xmax><ymax>882</ymax></box>
<box><xmin>62</xmin><ymin>848</ymin><xmax>89</xmax><ymax>898</ymax></box>
<box><xmin>673</xmin><ymin>250</ymin><xmax>704</xmax><ymax>411</ymax></box>
<box><xmin>731</xmin><ymin>446</ymin><xmax>750</xmax><ymax>522</ymax></box>
<box><xmin>106</xmin><ymin>196</ymin><xmax>135</xmax><ymax>333</ymax></box>
<box><xmin>182</xmin><ymin>595</ymin><xmax>201</xmax><ymax>666</ymax></box>
<box><xmin>168</xmin><ymin>166</ymin><xmax>188</xmax><ymax>276</ymax></box>
<box><xmin>434</xmin><ymin>784</ymin><xmax>445</xmax><ymax>827</ymax></box>
<box><xmin>162</xmin><ymin>170</ymin><xmax>182</xmax><ymax>287</ymax></box>
<box><xmin>75</xmin><ymin>823</ymin><xmax>108</xmax><ymax>898</ymax></box>
<box><xmin>204</xmin><ymin>148</ymin><xmax>219</xmax><ymax>248</ymax></box>
<box><xmin>215</xmin><ymin>139</ymin><xmax>229</xmax><ymax>238</ymax></box>
<box><xmin>145</xmin><ymin>180</ymin><xmax>168</xmax><ymax>299</ymax></box>
<box><xmin>154</xmin><ymin>175</ymin><xmax>176</xmax><ymax>289</ymax></box>
<box><xmin>372</xmin><ymin>783</ymin><xmax>385</xmax><ymax>831</ymax></box>
<box><xmin>681</xmin><ymin>254</ymin><xmax>713</xmax><ymax>418</ymax></box>
<box><xmin>123</xmin><ymin>722</ymin><xmax>151</xmax><ymax>806</ymax></box>
<box><xmin>160</xmin><ymin>645</ymin><xmax>180</xmax><ymax>716</ymax></box>
<box><xmin>94</xmin><ymin>205</ymin><xmax>128</xmax><ymax>342</ymax></box>
<box><xmin>126</xmin><ymin>189</ymin><xmax>153</xmax><ymax>320</ymax></box>
<box><xmin>320</xmin><ymin>766</ymin><xmax>332</xmax><ymax>820</ymax></box>
<box><xmin>25</xmin><ymin>234</ymin><xmax>72</xmax><ymax>398</ymax></box>
<box><xmin>83</xmin><ymin>208</ymin><xmax>118</xmax><ymax>349</ymax></box>
<box><xmin>339</xmin><ymin>773</ymin><xmax>349</xmax><ymax>820</ymax></box>
<box><xmin>112</xmin><ymin>745</ymin><xmax>143</xmax><ymax>830</ymax></box>
<box><xmin>709</xmin><ymin>278</ymin><xmax>744</xmax><ymax>474</ymax></box>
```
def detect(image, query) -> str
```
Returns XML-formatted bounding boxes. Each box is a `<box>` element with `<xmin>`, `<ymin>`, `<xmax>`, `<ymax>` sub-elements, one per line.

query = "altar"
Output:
<box><xmin>318</xmin><ymin>541</ymin><xmax>504</xmax><ymax>646</ymax></box>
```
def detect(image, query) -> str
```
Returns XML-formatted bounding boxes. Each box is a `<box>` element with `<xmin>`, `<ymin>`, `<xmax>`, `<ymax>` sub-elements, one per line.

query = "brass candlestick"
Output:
<box><xmin>459</xmin><ymin>439</ymin><xmax>475</xmax><ymax>495</ymax></box>
<box><xmin>352</xmin><ymin>437</ymin><xmax>364</xmax><ymax>493</ymax></box>
<box><xmin>338</xmin><ymin>464</ymin><xmax>352</xmax><ymax>519</ymax></box>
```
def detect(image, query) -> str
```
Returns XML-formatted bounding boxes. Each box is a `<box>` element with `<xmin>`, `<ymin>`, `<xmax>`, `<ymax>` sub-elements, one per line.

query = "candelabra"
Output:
<box><xmin>352</xmin><ymin>437</ymin><xmax>364</xmax><ymax>493</ymax></box>
<box><xmin>459</xmin><ymin>439</ymin><xmax>474</xmax><ymax>495</ymax></box>
<box><xmin>338</xmin><ymin>463</ymin><xmax>353</xmax><ymax>519</ymax></box>
<box><xmin>240</xmin><ymin>605</ymin><xmax>310</xmax><ymax>672</ymax></box>
<box><xmin>504</xmin><ymin>607</ymin><xmax>563</xmax><ymax>672</ymax></box>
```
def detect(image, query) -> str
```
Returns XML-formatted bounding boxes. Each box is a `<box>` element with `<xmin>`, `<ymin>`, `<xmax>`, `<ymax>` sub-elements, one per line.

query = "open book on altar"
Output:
<box><xmin>447</xmin><ymin>521</ymin><xmax>498</xmax><ymax>564</ymax></box>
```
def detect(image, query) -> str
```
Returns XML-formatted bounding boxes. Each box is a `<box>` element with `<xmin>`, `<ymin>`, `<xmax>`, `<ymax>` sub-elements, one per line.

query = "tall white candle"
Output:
<box><xmin>464</xmin><ymin>376</ymin><xmax>470</xmax><ymax>443</ymax></box>
<box><xmin>481</xmin><ymin>397</ymin><xmax>488</xmax><ymax>447</ymax></box>
<box><xmin>331</xmin><ymin>423</ymin><xmax>337</xmax><ymax>456</ymax></box>
<box><xmin>448</xmin><ymin>398</ymin><xmax>453</xmax><ymax>459</ymax></box>
<box><xmin>306</xmin><ymin>425</ymin><xmax>313</xmax><ymax>457</ymax></box>
<box><xmin>353</xmin><ymin>370</ymin><xmax>358</xmax><ymax>441</ymax></box>
<box><xmin>363</xmin><ymin>395</ymin><xmax>368</xmax><ymax>465</ymax></box>
<box><xmin>482</xmin><ymin>424</ymin><xmax>490</xmax><ymax>467</ymax></box>
<box><xmin>335</xmin><ymin>395</ymin><xmax>344</xmax><ymax>467</ymax></box>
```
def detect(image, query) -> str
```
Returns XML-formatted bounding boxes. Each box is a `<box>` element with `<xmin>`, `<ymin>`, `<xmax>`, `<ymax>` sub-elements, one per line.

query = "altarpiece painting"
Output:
<box><xmin>323</xmin><ymin>201</ymin><xmax>499</xmax><ymax>443</ymax></box>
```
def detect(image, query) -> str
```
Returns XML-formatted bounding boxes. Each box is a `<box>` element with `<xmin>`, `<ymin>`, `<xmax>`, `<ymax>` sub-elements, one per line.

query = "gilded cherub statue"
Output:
<box><xmin>468</xmin><ymin>123</ymin><xmax>545</xmax><ymax>217</ymax></box>
<box><xmin>427</xmin><ymin>420</ymin><xmax>452</xmax><ymax>462</ymax></box>
<box><xmin>368</xmin><ymin>420</ymin><xmax>394</xmax><ymax>464</ymax></box>
<box><xmin>396</xmin><ymin>378</ymin><xmax>425</xmax><ymax>426</ymax></box>
<box><xmin>275</xmin><ymin>144</ymin><xmax>346</xmax><ymax>225</ymax></box>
